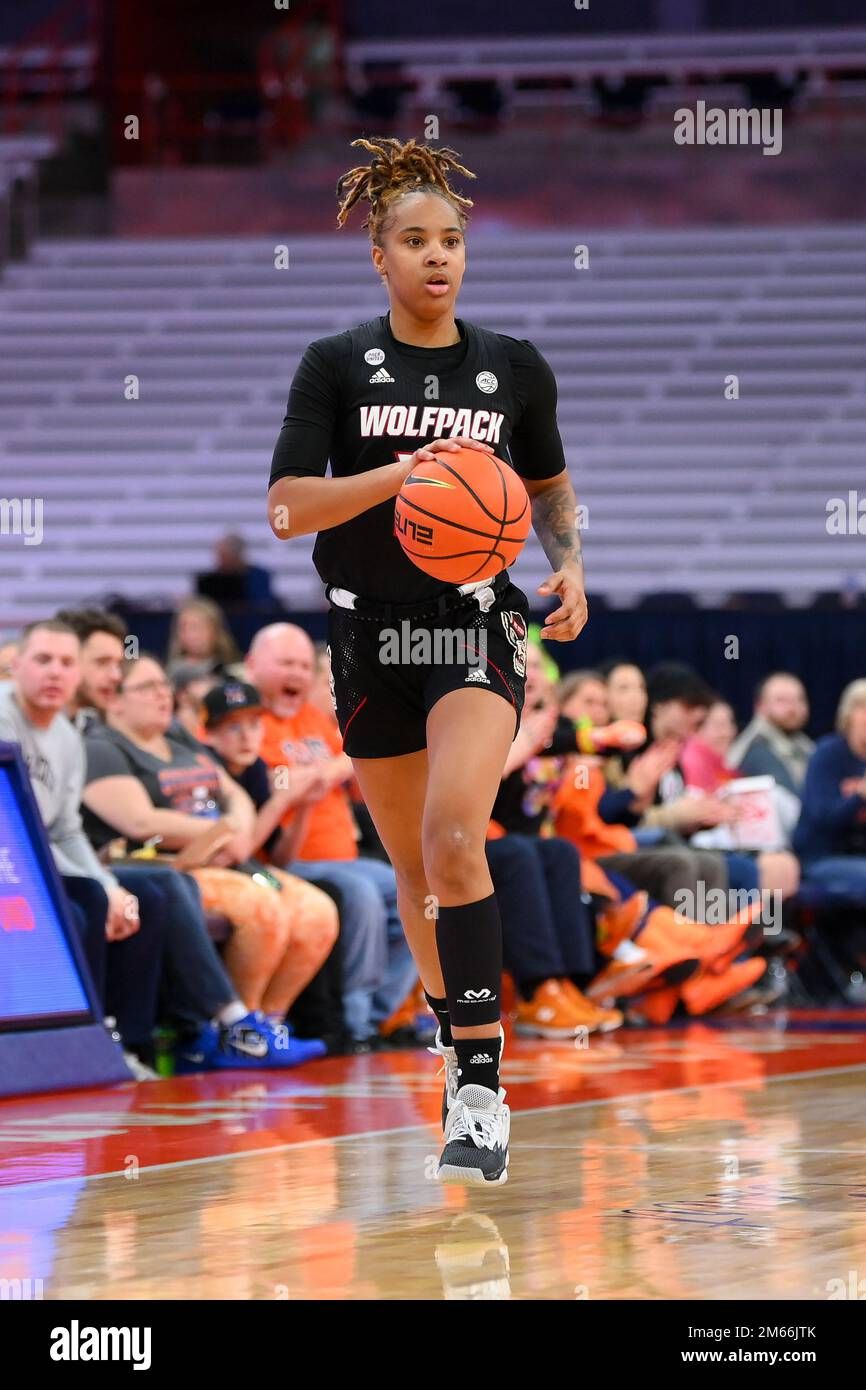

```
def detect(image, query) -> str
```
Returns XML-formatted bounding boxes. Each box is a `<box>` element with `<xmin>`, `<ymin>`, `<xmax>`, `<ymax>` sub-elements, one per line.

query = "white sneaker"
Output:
<box><xmin>437</xmin><ymin>1083</ymin><xmax>510</xmax><ymax>1185</ymax></box>
<box><xmin>434</xmin><ymin>1214</ymin><xmax>512</xmax><ymax>1299</ymax></box>
<box><xmin>122</xmin><ymin>1050</ymin><xmax>159</xmax><ymax>1081</ymax></box>
<box><xmin>428</xmin><ymin>1025</ymin><xmax>506</xmax><ymax>1129</ymax></box>
<box><xmin>428</xmin><ymin>1027</ymin><xmax>459</xmax><ymax>1129</ymax></box>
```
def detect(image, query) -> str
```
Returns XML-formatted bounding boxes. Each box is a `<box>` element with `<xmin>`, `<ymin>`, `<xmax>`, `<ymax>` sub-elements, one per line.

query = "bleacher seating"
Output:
<box><xmin>1</xmin><ymin>222</ymin><xmax>865</xmax><ymax>625</ymax></box>
<box><xmin>345</xmin><ymin>26</ymin><xmax>866</xmax><ymax>111</ymax></box>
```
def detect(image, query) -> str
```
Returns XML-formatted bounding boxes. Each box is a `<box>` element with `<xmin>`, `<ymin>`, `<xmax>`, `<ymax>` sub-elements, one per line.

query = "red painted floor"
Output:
<box><xmin>3</xmin><ymin>1017</ymin><xmax>866</xmax><ymax>1190</ymax></box>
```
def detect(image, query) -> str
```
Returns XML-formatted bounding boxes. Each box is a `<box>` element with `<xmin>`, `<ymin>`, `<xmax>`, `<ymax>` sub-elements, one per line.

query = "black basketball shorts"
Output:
<box><xmin>326</xmin><ymin>578</ymin><xmax>530</xmax><ymax>758</ymax></box>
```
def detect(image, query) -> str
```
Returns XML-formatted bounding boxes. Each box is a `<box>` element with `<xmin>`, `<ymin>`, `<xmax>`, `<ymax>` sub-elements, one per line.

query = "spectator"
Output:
<box><xmin>166</xmin><ymin>597</ymin><xmax>241</xmax><ymax>680</ymax></box>
<box><xmin>609</xmin><ymin>662</ymin><xmax>725</xmax><ymax>830</ymax></box>
<box><xmin>603</xmin><ymin>661</ymin><xmax>647</xmax><ymax>724</ymax></box>
<box><xmin>246</xmin><ymin>622</ymin><xmax>419</xmax><ymax>1048</ymax></box>
<box><xmin>553</xmin><ymin>670</ymin><xmax>763</xmax><ymax>1005</ymax></box>
<box><xmin>196</xmin><ymin>532</ymin><xmax>275</xmax><ymax>606</ymax></box>
<box><xmin>0</xmin><ymin>639</ymin><xmax>18</xmax><ymax>679</ymax></box>
<box><xmin>58</xmin><ymin>605</ymin><xmax>311</xmax><ymax>1071</ymax></box>
<box><xmin>307</xmin><ymin>643</ymin><xmax>389</xmax><ymax>863</ymax></box>
<box><xmin>487</xmin><ymin>641</ymin><xmax>625</xmax><ymax>1035</ymax></box>
<box><xmin>680</xmin><ymin>700</ymin><xmax>738</xmax><ymax>793</ymax></box>
<box><xmin>170</xmin><ymin>662</ymin><xmax>219</xmax><ymax>742</ymax></box>
<box><xmin>308</xmin><ymin>642</ymin><xmax>336</xmax><ymax>722</ymax></box>
<box><xmin>728</xmin><ymin>672</ymin><xmax>814</xmax><ymax>797</ymax></box>
<box><xmin>792</xmin><ymin>679</ymin><xmax>866</xmax><ymax>903</ymax></box>
<box><xmin>626</xmin><ymin>664</ymin><xmax>799</xmax><ymax>903</ymax></box>
<box><xmin>200</xmin><ymin>679</ymin><xmax>348</xmax><ymax>1003</ymax></box>
<box><xmin>0</xmin><ymin>620</ymin><xmax>165</xmax><ymax>1072</ymax></box>
<box><xmin>683</xmin><ymin>698</ymin><xmax>802</xmax><ymax>853</ymax></box>
<box><xmin>79</xmin><ymin>652</ymin><xmax>335</xmax><ymax>1051</ymax></box>
<box><xmin>195</xmin><ymin>675</ymin><xmax>353</xmax><ymax>1051</ymax></box>
<box><xmin>563</xmin><ymin>668</ymin><xmax>731</xmax><ymax>908</ymax></box>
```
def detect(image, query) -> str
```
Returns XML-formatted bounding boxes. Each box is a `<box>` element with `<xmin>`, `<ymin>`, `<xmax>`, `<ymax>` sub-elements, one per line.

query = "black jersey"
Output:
<box><xmin>268</xmin><ymin>312</ymin><xmax>566</xmax><ymax>604</ymax></box>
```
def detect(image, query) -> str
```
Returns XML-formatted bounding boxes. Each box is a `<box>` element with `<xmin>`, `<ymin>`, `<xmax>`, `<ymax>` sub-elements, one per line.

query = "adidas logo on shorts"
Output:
<box><xmin>369</xmin><ymin>366</ymin><xmax>395</xmax><ymax>384</ymax></box>
<box><xmin>465</xmin><ymin>668</ymin><xmax>491</xmax><ymax>685</ymax></box>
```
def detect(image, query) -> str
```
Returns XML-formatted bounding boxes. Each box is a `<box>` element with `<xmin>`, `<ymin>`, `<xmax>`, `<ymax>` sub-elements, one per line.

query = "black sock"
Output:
<box><xmin>454</xmin><ymin>1034</ymin><xmax>502</xmax><ymax>1095</ymax></box>
<box><xmin>424</xmin><ymin>992</ymin><xmax>452</xmax><ymax>1046</ymax></box>
<box><xmin>434</xmin><ymin>892</ymin><xmax>503</xmax><ymax>1029</ymax></box>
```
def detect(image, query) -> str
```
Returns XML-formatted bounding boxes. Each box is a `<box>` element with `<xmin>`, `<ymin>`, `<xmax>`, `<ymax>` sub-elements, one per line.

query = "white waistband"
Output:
<box><xmin>328</xmin><ymin>575</ymin><xmax>497</xmax><ymax>610</ymax></box>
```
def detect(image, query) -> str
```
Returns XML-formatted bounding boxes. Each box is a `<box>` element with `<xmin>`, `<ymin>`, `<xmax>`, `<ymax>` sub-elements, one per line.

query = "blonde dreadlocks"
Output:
<box><xmin>335</xmin><ymin>136</ymin><xmax>476</xmax><ymax>241</ymax></box>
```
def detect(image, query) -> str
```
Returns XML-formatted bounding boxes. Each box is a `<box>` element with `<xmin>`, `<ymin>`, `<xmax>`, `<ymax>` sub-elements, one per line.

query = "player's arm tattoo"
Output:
<box><xmin>529</xmin><ymin>474</ymin><xmax>584</xmax><ymax>574</ymax></box>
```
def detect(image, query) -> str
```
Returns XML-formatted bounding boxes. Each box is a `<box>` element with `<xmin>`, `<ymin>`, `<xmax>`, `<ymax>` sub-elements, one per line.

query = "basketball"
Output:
<box><xmin>394</xmin><ymin>447</ymin><xmax>531</xmax><ymax>583</ymax></box>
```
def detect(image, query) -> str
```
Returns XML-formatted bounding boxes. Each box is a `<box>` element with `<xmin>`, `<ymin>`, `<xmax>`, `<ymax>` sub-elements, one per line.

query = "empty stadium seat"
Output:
<box><xmin>1</xmin><ymin>224</ymin><xmax>864</xmax><ymax>624</ymax></box>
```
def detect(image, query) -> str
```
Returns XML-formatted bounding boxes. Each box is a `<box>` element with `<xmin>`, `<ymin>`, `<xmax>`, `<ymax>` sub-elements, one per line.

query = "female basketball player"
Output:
<box><xmin>268</xmin><ymin>137</ymin><xmax>587</xmax><ymax>1184</ymax></box>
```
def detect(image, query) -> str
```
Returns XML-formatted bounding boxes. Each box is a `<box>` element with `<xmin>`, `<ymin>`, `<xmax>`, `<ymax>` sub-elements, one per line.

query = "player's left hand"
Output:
<box><xmin>537</xmin><ymin>566</ymin><xmax>588</xmax><ymax>641</ymax></box>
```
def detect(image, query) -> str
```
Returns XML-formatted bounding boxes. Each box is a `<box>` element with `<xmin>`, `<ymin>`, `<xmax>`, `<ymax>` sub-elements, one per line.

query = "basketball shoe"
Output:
<box><xmin>437</xmin><ymin>1083</ymin><xmax>511</xmax><ymax>1185</ymax></box>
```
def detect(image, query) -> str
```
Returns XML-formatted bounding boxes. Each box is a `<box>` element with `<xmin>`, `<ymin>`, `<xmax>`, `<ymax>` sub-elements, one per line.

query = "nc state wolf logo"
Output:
<box><xmin>501</xmin><ymin>610</ymin><xmax>527</xmax><ymax>677</ymax></box>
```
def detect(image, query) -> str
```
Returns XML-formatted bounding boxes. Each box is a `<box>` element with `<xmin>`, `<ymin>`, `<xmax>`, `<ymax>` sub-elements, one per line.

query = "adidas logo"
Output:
<box><xmin>465</xmin><ymin>668</ymin><xmax>491</xmax><ymax>685</ymax></box>
<box><xmin>470</xmin><ymin>1052</ymin><xmax>494</xmax><ymax>1065</ymax></box>
<box><xmin>369</xmin><ymin>366</ymin><xmax>395</xmax><ymax>384</ymax></box>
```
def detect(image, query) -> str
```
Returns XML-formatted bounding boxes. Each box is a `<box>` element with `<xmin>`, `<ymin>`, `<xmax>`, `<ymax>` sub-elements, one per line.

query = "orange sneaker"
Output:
<box><xmin>561</xmin><ymin>980</ymin><xmax>624</xmax><ymax>1033</ymax></box>
<box><xmin>629</xmin><ymin>914</ymin><xmax>703</xmax><ymax>987</ymax></box>
<box><xmin>627</xmin><ymin>984</ymin><xmax>680</xmax><ymax>1026</ymax></box>
<box><xmin>639</xmin><ymin>903</ymin><xmax>758</xmax><ymax>968</ymax></box>
<box><xmin>596</xmin><ymin>893</ymin><xmax>649</xmax><ymax>956</ymax></box>
<box><xmin>586</xmin><ymin>954</ymin><xmax>656</xmax><ymax>1003</ymax></box>
<box><xmin>378</xmin><ymin>982</ymin><xmax>421</xmax><ymax>1038</ymax></box>
<box><xmin>515</xmin><ymin>979</ymin><xmax>602</xmax><ymax>1038</ymax></box>
<box><xmin>681</xmin><ymin>957</ymin><xmax>767</xmax><ymax>1016</ymax></box>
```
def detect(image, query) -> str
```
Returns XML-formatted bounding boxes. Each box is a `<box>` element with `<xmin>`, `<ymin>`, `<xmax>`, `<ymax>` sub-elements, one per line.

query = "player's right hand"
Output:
<box><xmin>400</xmin><ymin>435</ymin><xmax>495</xmax><ymax>480</ymax></box>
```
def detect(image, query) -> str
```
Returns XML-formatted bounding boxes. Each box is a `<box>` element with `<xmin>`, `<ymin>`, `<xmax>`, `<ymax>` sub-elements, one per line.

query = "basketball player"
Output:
<box><xmin>268</xmin><ymin>137</ymin><xmax>587</xmax><ymax>1184</ymax></box>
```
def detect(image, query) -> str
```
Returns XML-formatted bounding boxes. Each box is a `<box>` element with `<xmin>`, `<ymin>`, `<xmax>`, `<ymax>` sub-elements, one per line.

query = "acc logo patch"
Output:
<box><xmin>476</xmin><ymin>371</ymin><xmax>498</xmax><ymax>393</ymax></box>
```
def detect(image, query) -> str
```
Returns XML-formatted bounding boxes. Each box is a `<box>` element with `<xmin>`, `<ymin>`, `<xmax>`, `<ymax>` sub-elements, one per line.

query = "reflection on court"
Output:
<box><xmin>2</xmin><ymin>1020</ymin><xmax>866</xmax><ymax>1300</ymax></box>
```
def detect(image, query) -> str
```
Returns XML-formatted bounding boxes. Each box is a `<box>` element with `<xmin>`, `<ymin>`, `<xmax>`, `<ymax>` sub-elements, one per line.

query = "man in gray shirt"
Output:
<box><xmin>0</xmin><ymin>621</ymin><xmax>138</xmax><ymax>922</ymax></box>
<box><xmin>728</xmin><ymin>672</ymin><xmax>815</xmax><ymax>797</ymax></box>
<box><xmin>0</xmin><ymin>619</ymin><xmax>166</xmax><ymax>1057</ymax></box>
<box><xmin>56</xmin><ymin>606</ymin><xmax>328</xmax><ymax>1071</ymax></box>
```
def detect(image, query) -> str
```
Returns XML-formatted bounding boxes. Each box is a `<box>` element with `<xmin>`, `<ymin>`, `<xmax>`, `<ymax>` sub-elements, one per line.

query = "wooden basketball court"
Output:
<box><xmin>3</xmin><ymin>1016</ymin><xmax>866</xmax><ymax>1301</ymax></box>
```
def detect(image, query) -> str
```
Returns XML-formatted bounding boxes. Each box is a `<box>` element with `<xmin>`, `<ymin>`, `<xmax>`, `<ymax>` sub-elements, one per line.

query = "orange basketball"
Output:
<box><xmin>394</xmin><ymin>448</ymin><xmax>531</xmax><ymax>584</ymax></box>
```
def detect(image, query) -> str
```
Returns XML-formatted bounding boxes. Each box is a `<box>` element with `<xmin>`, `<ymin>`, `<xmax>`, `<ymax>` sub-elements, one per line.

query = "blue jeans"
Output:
<box><xmin>114</xmin><ymin>864</ymin><xmax>236</xmax><ymax>1031</ymax></box>
<box><xmin>723</xmin><ymin>851</ymin><xmax>761</xmax><ymax>897</ymax></box>
<box><xmin>62</xmin><ymin>874</ymin><xmax>167</xmax><ymax>1051</ymax></box>
<box><xmin>486</xmin><ymin>834</ymin><xmax>596</xmax><ymax>990</ymax></box>
<box><xmin>288</xmin><ymin>857</ymin><xmax>417</xmax><ymax>1039</ymax></box>
<box><xmin>802</xmin><ymin>856</ymin><xmax>866</xmax><ymax>904</ymax></box>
